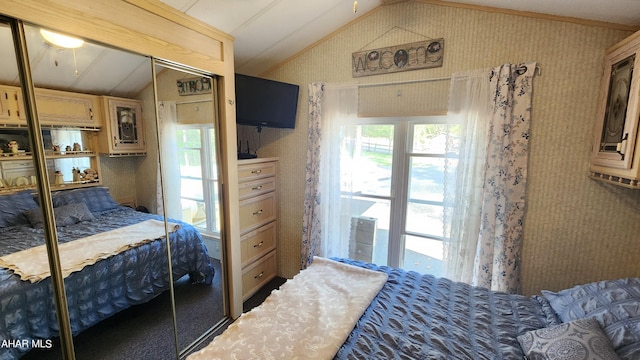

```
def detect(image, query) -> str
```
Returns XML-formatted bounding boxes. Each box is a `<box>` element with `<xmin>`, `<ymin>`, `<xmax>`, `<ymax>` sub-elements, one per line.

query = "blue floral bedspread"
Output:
<box><xmin>333</xmin><ymin>258</ymin><xmax>559</xmax><ymax>360</ymax></box>
<box><xmin>0</xmin><ymin>207</ymin><xmax>214</xmax><ymax>360</ymax></box>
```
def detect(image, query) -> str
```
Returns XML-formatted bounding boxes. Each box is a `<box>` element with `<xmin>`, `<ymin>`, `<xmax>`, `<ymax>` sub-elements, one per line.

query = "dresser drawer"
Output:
<box><xmin>241</xmin><ymin>222</ymin><xmax>277</xmax><ymax>266</ymax></box>
<box><xmin>238</xmin><ymin>161</ymin><xmax>276</xmax><ymax>182</ymax></box>
<box><xmin>239</xmin><ymin>192</ymin><xmax>276</xmax><ymax>233</ymax></box>
<box><xmin>238</xmin><ymin>177</ymin><xmax>276</xmax><ymax>200</ymax></box>
<box><xmin>242</xmin><ymin>249</ymin><xmax>277</xmax><ymax>300</ymax></box>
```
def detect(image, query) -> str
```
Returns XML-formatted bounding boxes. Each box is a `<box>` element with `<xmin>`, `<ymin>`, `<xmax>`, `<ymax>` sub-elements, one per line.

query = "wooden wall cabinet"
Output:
<box><xmin>0</xmin><ymin>84</ymin><xmax>104</xmax><ymax>193</ymax></box>
<box><xmin>98</xmin><ymin>96</ymin><xmax>146</xmax><ymax>156</ymax></box>
<box><xmin>238</xmin><ymin>157</ymin><xmax>278</xmax><ymax>301</ymax></box>
<box><xmin>1</xmin><ymin>85</ymin><xmax>103</xmax><ymax>129</ymax></box>
<box><xmin>35</xmin><ymin>88</ymin><xmax>101</xmax><ymax>128</ymax></box>
<box><xmin>590</xmin><ymin>30</ymin><xmax>640</xmax><ymax>188</ymax></box>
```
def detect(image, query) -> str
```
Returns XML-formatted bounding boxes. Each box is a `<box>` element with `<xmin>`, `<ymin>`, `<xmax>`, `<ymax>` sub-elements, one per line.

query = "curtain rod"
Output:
<box><xmin>358</xmin><ymin>76</ymin><xmax>451</xmax><ymax>88</ymax></box>
<box><xmin>358</xmin><ymin>64</ymin><xmax>541</xmax><ymax>89</ymax></box>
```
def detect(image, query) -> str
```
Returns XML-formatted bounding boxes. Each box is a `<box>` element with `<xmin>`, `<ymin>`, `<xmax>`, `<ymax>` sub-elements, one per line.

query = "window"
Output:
<box><xmin>340</xmin><ymin>116</ymin><xmax>458</xmax><ymax>276</ymax></box>
<box><xmin>50</xmin><ymin>129</ymin><xmax>91</xmax><ymax>182</ymax></box>
<box><xmin>176</xmin><ymin>125</ymin><xmax>220</xmax><ymax>235</ymax></box>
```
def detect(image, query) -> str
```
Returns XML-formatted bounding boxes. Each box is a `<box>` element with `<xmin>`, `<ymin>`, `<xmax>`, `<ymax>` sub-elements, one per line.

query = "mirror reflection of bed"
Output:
<box><xmin>0</xmin><ymin>20</ymin><xmax>227</xmax><ymax>360</ymax></box>
<box><xmin>1</xmin><ymin>187</ymin><xmax>219</xmax><ymax>359</ymax></box>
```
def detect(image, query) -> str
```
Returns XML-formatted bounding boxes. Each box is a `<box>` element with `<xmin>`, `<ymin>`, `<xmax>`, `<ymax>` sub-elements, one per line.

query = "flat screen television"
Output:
<box><xmin>235</xmin><ymin>73</ymin><xmax>300</xmax><ymax>130</ymax></box>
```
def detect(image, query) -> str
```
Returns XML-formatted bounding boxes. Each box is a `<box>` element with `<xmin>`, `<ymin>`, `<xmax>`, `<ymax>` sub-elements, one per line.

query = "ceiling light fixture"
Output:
<box><xmin>353</xmin><ymin>0</ymin><xmax>358</xmax><ymax>13</ymax></box>
<box><xmin>40</xmin><ymin>29</ymin><xmax>84</xmax><ymax>49</ymax></box>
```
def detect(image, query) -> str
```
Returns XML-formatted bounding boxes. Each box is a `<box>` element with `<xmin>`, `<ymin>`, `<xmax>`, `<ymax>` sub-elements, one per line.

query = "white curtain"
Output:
<box><xmin>301</xmin><ymin>83</ymin><xmax>358</xmax><ymax>269</ymax></box>
<box><xmin>443</xmin><ymin>68</ymin><xmax>492</xmax><ymax>286</ymax></box>
<box><xmin>443</xmin><ymin>62</ymin><xmax>537</xmax><ymax>293</ymax></box>
<box><xmin>156</xmin><ymin>101</ymin><xmax>182</xmax><ymax>220</ymax></box>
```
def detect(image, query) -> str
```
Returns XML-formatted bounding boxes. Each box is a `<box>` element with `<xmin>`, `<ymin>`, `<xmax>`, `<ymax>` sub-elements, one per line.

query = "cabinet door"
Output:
<box><xmin>592</xmin><ymin>40</ymin><xmax>640</xmax><ymax>171</ymax></box>
<box><xmin>35</xmin><ymin>88</ymin><xmax>101</xmax><ymax>127</ymax></box>
<box><xmin>103</xmin><ymin>97</ymin><xmax>145</xmax><ymax>154</ymax></box>
<box><xmin>0</xmin><ymin>85</ymin><xmax>26</xmax><ymax>125</ymax></box>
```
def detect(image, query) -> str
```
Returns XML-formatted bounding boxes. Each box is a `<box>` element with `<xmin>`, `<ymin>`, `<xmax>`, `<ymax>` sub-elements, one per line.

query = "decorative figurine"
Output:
<box><xmin>52</xmin><ymin>144</ymin><xmax>61</xmax><ymax>152</ymax></box>
<box><xmin>72</xmin><ymin>167</ymin><xmax>81</xmax><ymax>182</ymax></box>
<box><xmin>73</xmin><ymin>142</ymin><xmax>82</xmax><ymax>152</ymax></box>
<box><xmin>82</xmin><ymin>168</ymin><xmax>98</xmax><ymax>182</ymax></box>
<box><xmin>7</xmin><ymin>140</ymin><xmax>19</xmax><ymax>155</ymax></box>
<box><xmin>54</xmin><ymin>171</ymin><xmax>64</xmax><ymax>185</ymax></box>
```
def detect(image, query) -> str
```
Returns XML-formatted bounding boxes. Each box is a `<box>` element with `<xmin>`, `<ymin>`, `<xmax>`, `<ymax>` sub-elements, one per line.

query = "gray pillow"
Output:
<box><xmin>517</xmin><ymin>318</ymin><xmax>620</xmax><ymax>360</ymax></box>
<box><xmin>542</xmin><ymin>278</ymin><xmax>640</xmax><ymax>358</ymax></box>
<box><xmin>51</xmin><ymin>186</ymin><xmax>121</xmax><ymax>215</ymax></box>
<box><xmin>25</xmin><ymin>202</ymin><xmax>96</xmax><ymax>228</ymax></box>
<box><xmin>0</xmin><ymin>190</ymin><xmax>39</xmax><ymax>228</ymax></box>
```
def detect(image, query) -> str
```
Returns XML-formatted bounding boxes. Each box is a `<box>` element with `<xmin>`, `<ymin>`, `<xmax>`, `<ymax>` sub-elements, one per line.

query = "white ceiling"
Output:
<box><xmin>160</xmin><ymin>0</ymin><xmax>640</xmax><ymax>76</ymax></box>
<box><xmin>1</xmin><ymin>0</ymin><xmax>639</xmax><ymax>98</ymax></box>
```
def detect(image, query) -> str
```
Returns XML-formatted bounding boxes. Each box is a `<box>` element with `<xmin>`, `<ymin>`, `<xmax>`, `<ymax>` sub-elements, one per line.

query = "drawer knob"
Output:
<box><xmin>251</xmin><ymin>185</ymin><xmax>263</xmax><ymax>191</ymax></box>
<box><xmin>253</xmin><ymin>241</ymin><xmax>264</xmax><ymax>248</ymax></box>
<box><xmin>252</xmin><ymin>209</ymin><xmax>263</xmax><ymax>216</ymax></box>
<box><xmin>254</xmin><ymin>271</ymin><xmax>264</xmax><ymax>279</ymax></box>
<box><xmin>251</xmin><ymin>169</ymin><xmax>262</xmax><ymax>174</ymax></box>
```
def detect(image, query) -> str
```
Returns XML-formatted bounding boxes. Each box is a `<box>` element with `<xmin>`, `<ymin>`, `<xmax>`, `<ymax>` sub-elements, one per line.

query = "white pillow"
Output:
<box><xmin>517</xmin><ymin>318</ymin><xmax>620</xmax><ymax>360</ymax></box>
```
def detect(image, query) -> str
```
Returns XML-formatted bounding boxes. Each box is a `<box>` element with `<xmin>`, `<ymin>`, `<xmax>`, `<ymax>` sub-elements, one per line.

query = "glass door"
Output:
<box><xmin>403</xmin><ymin>119</ymin><xmax>456</xmax><ymax>276</ymax></box>
<box><xmin>340</xmin><ymin>121</ymin><xmax>398</xmax><ymax>267</ymax></box>
<box><xmin>339</xmin><ymin>117</ymin><xmax>454</xmax><ymax>276</ymax></box>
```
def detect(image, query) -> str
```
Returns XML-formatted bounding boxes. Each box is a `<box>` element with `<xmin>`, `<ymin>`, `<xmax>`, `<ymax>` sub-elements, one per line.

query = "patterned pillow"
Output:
<box><xmin>24</xmin><ymin>202</ymin><xmax>96</xmax><ymax>229</ymax></box>
<box><xmin>542</xmin><ymin>278</ymin><xmax>640</xmax><ymax>358</ymax></box>
<box><xmin>51</xmin><ymin>186</ymin><xmax>121</xmax><ymax>215</ymax></box>
<box><xmin>0</xmin><ymin>190</ymin><xmax>39</xmax><ymax>228</ymax></box>
<box><xmin>517</xmin><ymin>318</ymin><xmax>620</xmax><ymax>360</ymax></box>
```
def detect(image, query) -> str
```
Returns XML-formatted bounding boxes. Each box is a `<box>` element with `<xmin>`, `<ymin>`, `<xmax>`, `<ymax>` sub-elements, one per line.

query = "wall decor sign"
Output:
<box><xmin>352</xmin><ymin>39</ymin><xmax>444</xmax><ymax>77</ymax></box>
<box><xmin>177</xmin><ymin>77</ymin><xmax>212</xmax><ymax>96</ymax></box>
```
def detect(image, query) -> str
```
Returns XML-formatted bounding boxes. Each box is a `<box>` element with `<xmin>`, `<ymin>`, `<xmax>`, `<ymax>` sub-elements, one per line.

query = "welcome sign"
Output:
<box><xmin>352</xmin><ymin>39</ymin><xmax>444</xmax><ymax>77</ymax></box>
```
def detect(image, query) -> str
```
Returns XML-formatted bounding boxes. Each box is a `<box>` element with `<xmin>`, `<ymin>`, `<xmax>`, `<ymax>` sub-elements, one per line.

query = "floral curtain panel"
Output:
<box><xmin>300</xmin><ymin>82</ymin><xmax>324</xmax><ymax>269</ymax></box>
<box><xmin>301</xmin><ymin>83</ymin><xmax>358</xmax><ymax>269</ymax></box>
<box><xmin>443</xmin><ymin>62</ymin><xmax>537</xmax><ymax>294</ymax></box>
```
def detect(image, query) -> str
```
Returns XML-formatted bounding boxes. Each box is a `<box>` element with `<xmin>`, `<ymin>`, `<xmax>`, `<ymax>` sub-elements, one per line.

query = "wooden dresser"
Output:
<box><xmin>238</xmin><ymin>157</ymin><xmax>278</xmax><ymax>301</ymax></box>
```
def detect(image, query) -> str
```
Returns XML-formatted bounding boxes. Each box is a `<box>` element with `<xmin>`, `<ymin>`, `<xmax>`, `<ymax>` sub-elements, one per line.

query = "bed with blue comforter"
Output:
<box><xmin>332</xmin><ymin>258</ymin><xmax>640</xmax><ymax>360</ymax></box>
<box><xmin>189</xmin><ymin>255</ymin><xmax>639</xmax><ymax>359</ymax></box>
<box><xmin>0</xmin><ymin>187</ymin><xmax>214</xmax><ymax>360</ymax></box>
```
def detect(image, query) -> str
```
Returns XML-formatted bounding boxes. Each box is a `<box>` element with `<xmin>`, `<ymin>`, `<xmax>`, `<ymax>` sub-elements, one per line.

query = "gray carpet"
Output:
<box><xmin>23</xmin><ymin>259</ymin><xmax>224</xmax><ymax>360</ymax></box>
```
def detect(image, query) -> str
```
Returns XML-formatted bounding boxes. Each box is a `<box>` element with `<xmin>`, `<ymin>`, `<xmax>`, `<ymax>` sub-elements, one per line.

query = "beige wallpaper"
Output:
<box><xmin>256</xmin><ymin>1</ymin><xmax>640</xmax><ymax>295</ymax></box>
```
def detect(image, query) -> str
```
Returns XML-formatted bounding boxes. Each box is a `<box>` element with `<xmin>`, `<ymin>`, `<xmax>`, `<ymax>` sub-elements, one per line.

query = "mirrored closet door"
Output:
<box><xmin>0</xmin><ymin>17</ymin><xmax>228</xmax><ymax>360</ymax></box>
<box><xmin>152</xmin><ymin>61</ymin><xmax>226</xmax><ymax>355</ymax></box>
<box><xmin>22</xmin><ymin>22</ymin><xmax>180</xmax><ymax>360</ymax></box>
<box><xmin>0</xmin><ymin>18</ymin><xmax>68</xmax><ymax>360</ymax></box>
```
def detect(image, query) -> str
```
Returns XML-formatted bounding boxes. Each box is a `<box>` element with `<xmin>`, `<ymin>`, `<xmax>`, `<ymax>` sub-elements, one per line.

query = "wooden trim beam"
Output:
<box><xmin>413</xmin><ymin>0</ymin><xmax>639</xmax><ymax>32</ymax></box>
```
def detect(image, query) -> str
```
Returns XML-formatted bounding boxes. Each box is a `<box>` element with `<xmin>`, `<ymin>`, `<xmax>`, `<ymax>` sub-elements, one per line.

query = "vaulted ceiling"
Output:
<box><xmin>1</xmin><ymin>1</ymin><xmax>639</xmax><ymax>98</ymax></box>
<box><xmin>160</xmin><ymin>0</ymin><xmax>640</xmax><ymax>76</ymax></box>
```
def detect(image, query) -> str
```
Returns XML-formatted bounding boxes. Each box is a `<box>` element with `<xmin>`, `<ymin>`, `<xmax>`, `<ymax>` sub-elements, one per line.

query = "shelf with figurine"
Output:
<box><xmin>1</xmin><ymin>140</ymin><xmax>26</xmax><ymax>157</ymax></box>
<box><xmin>1</xmin><ymin>141</ymin><xmax>97</xmax><ymax>160</ymax></box>
<box><xmin>0</xmin><ymin>168</ymin><xmax>100</xmax><ymax>193</ymax></box>
<box><xmin>0</xmin><ymin>180</ymin><xmax>102</xmax><ymax>194</ymax></box>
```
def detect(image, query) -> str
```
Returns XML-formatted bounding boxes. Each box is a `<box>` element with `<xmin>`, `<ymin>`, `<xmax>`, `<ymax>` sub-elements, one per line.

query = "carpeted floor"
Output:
<box><xmin>23</xmin><ymin>259</ymin><xmax>225</xmax><ymax>360</ymax></box>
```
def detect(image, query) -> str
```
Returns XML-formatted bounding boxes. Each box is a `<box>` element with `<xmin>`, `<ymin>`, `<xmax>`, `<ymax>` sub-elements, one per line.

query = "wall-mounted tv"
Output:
<box><xmin>235</xmin><ymin>73</ymin><xmax>300</xmax><ymax>130</ymax></box>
